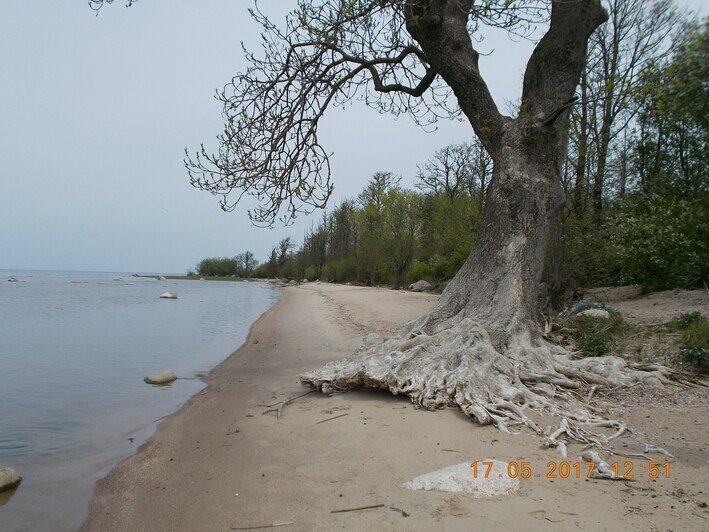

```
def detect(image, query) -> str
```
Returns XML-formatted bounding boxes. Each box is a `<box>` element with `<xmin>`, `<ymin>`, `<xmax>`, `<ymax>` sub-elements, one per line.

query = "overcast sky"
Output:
<box><xmin>0</xmin><ymin>1</ymin><xmax>705</xmax><ymax>273</ymax></box>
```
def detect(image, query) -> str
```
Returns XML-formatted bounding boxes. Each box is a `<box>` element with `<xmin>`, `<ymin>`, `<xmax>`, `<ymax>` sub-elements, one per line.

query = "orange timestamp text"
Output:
<box><xmin>471</xmin><ymin>460</ymin><xmax>671</xmax><ymax>479</ymax></box>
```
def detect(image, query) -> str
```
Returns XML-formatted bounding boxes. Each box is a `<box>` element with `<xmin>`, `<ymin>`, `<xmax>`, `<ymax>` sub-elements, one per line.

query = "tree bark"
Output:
<box><xmin>403</xmin><ymin>0</ymin><xmax>607</xmax><ymax>343</ymax></box>
<box><xmin>419</xmin><ymin>126</ymin><xmax>565</xmax><ymax>348</ymax></box>
<box><xmin>573</xmin><ymin>65</ymin><xmax>590</xmax><ymax>213</ymax></box>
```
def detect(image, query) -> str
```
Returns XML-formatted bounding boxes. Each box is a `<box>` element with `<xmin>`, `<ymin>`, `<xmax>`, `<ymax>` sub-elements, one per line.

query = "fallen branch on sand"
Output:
<box><xmin>331</xmin><ymin>504</ymin><xmax>385</xmax><ymax>514</ymax></box>
<box><xmin>261</xmin><ymin>390</ymin><xmax>315</xmax><ymax>420</ymax></box>
<box><xmin>330</xmin><ymin>504</ymin><xmax>410</xmax><ymax>516</ymax></box>
<box><xmin>316</xmin><ymin>413</ymin><xmax>348</xmax><ymax>424</ymax></box>
<box><xmin>230</xmin><ymin>521</ymin><xmax>294</xmax><ymax>530</ymax></box>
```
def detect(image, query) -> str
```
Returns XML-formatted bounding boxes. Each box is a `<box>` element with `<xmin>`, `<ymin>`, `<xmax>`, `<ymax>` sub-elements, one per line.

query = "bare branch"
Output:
<box><xmin>185</xmin><ymin>0</ymin><xmax>462</xmax><ymax>227</ymax></box>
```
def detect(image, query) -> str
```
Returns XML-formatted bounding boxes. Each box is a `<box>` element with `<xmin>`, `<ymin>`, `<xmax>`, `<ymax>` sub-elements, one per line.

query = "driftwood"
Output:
<box><xmin>331</xmin><ymin>504</ymin><xmax>385</xmax><ymax>514</ymax></box>
<box><xmin>230</xmin><ymin>521</ymin><xmax>294</xmax><ymax>530</ymax></box>
<box><xmin>316</xmin><ymin>413</ymin><xmax>348</xmax><ymax>424</ymax></box>
<box><xmin>262</xmin><ymin>390</ymin><xmax>315</xmax><ymax>420</ymax></box>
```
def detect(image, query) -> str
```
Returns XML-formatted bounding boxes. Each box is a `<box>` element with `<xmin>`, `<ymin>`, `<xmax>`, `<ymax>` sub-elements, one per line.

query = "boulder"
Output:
<box><xmin>409</xmin><ymin>280</ymin><xmax>433</xmax><ymax>292</ymax></box>
<box><xmin>403</xmin><ymin>460</ymin><xmax>519</xmax><ymax>497</ymax></box>
<box><xmin>144</xmin><ymin>371</ymin><xmax>177</xmax><ymax>385</ymax></box>
<box><xmin>578</xmin><ymin>308</ymin><xmax>611</xmax><ymax>319</ymax></box>
<box><xmin>564</xmin><ymin>299</ymin><xmax>608</xmax><ymax>317</ymax></box>
<box><xmin>159</xmin><ymin>291</ymin><xmax>178</xmax><ymax>299</ymax></box>
<box><xmin>0</xmin><ymin>468</ymin><xmax>21</xmax><ymax>493</ymax></box>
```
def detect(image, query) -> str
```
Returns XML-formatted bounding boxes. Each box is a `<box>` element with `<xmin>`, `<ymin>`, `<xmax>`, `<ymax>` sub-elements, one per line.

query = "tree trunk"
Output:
<box><xmin>419</xmin><ymin>125</ymin><xmax>564</xmax><ymax>348</ymax></box>
<box><xmin>573</xmin><ymin>66</ymin><xmax>589</xmax><ymax>213</ymax></box>
<box><xmin>593</xmin><ymin>119</ymin><xmax>611</xmax><ymax>221</ymax></box>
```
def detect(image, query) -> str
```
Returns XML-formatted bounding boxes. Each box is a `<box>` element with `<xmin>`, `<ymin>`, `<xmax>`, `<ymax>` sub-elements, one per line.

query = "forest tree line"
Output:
<box><xmin>198</xmin><ymin>4</ymin><xmax>706</xmax><ymax>308</ymax></box>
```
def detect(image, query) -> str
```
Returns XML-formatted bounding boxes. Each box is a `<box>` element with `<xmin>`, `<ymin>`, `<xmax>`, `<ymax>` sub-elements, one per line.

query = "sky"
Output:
<box><xmin>0</xmin><ymin>1</ymin><xmax>705</xmax><ymax>273</ymax></box>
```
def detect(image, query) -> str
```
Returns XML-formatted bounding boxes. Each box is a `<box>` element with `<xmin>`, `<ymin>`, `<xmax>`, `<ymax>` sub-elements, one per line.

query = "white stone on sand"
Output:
<box><xmin>402</xmin><ymin>460</ymin><xmax>519</xmax><ymax>497</ymax></box>
<box><xmin>578</xmin><ymin>308</ymin><xmax>611</xmax><ymax>319</ymax></box>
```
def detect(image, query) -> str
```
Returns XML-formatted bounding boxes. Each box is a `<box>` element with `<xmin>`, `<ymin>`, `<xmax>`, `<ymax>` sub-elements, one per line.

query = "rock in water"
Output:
<box><xmin>159</xmin><ymin>291</ymin><xmax>178</xmax><ymax>299</ymax></box>
<box><xmin>144</xmin><ymin>371</ymin><xmax>177</xmax><ymax>385</ymax></box>
<box><xmin>0</xmin><ymin>468</ymin><xmax>21</xmax><ymax>492</ymax></box>
<box><xmin>402</xmin><ymin>460</ymin><xmax>519</xmax><ymax>497</ymax></box>
<box><xmin>409</xmin><ymin>279</ymin><xmax>433</xmax><ymax>292</ymax></box>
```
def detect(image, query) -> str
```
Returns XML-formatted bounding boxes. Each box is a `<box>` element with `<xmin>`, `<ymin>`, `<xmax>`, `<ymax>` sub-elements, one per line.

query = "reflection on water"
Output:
<box><xmin>0</xmin><ymin>271</ymin><xmax>278</xmax><ymax>531</ymax></box>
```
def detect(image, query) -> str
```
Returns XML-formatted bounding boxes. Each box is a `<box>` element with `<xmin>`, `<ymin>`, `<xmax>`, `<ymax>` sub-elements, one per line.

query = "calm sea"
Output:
<box><xmin>0</xmin><ymin>271</ymin><xmax>279</xmax><ymax>531</ymax></box>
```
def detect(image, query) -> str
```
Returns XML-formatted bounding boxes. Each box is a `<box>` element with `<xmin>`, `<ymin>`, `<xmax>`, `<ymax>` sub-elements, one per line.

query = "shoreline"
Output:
<box><xmin>82</xmin><ymin>283</ymin><xmax>708</xmax><ymax>531</ymax></box>
<box><xmin>0</xmin><ymin>272</ymin><xmax>281</xmax><ymax>532</ymax></box>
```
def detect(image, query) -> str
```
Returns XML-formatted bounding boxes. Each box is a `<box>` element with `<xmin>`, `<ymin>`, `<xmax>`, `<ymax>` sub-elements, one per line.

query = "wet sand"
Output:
<box><xmin>83</xmin><ymin>283</ymin><xmax>708</xmax><ymax>531</ymax></box>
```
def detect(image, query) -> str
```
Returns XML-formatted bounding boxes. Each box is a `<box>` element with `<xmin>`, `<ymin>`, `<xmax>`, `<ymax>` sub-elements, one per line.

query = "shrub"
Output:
<box><xmin>679</xmin><ymin>320</ymin><xmax>709</xmax><ymax>373</ymax></box>
<box><xmin>304</xmin><ymin>266</ymin><xmax>317</xmax><ymax>281</ymax></box>
<box><xmin>562</xmin><ymin>314</ymin><xmax>627</xmax><ymax>358</ymax></box>
<box><xmin>607</xmin><ymin>196</ymin><xmax>707</xmax><ymax>291</ymax></box>
<box><xmin>665</xmin><ymin>311</ymin><xmax>705</xmax><ymax>332</ymax></box>
<box><xmin>407</xmin><ymin>260</ymin><xmax>429</xmax><ymax>283</ymax></box>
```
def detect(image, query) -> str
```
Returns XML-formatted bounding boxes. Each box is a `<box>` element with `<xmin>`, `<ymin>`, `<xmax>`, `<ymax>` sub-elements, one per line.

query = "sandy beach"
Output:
<box><xmin>83</xmin><ymin>283</ymin><xmax>708</xmax><ymax>531</ymax></box>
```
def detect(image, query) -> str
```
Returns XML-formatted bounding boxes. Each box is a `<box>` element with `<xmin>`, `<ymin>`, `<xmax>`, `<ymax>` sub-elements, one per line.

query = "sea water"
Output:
<box><xmin>0</xmin><ymin>271</ymin><xmax>279</xmax><ymax>531</ymax></box>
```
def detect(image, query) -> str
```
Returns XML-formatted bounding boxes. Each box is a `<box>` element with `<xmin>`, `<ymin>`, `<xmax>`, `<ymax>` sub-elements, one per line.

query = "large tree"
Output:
<box><xmin>190</xmin><ymin>0</ymin><xmax>677</xmax><ymax>451</ymax></box>
<box><xmin>99</xmin><ymin>0</ymin><xmax>677</xmax><ymax>453</ymax></box>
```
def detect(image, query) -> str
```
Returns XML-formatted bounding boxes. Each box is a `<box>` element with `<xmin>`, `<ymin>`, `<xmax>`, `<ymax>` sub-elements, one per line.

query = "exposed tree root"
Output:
<box><xmin>301</xmin><ymin>314</ymin><xmax>685</xmax><ymax>465</ymax></box>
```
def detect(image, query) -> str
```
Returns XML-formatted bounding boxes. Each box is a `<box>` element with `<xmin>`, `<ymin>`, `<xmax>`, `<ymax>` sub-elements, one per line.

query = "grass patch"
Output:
<box><xmin>552</xmin><ymin>310</ymin><xmax>708</xmax><ymax>373</ymax></box>
<box><xmin>664</xmin><ymin>311</ymin><xmax>705</xmax><ymax>332</ymax></box>
<box><xmin>557</xmin><ymin>314</ymin><xmax>628</xmax><ymax>357</ymax></box>
<box><xmin>678</xmin><ymin>320</ymin><xmax>709</xmax><ymax>373</ymax></box>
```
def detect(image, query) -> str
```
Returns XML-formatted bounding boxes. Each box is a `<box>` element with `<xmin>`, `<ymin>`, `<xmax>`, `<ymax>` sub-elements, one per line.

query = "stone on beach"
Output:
<box><xmin>409</xmin><ymin>279</ymin><xmax>433</xmax><ymax>292</ymax></box>
<box><xmin>144</xmin><ymin>371</ymin><xmax>177</xmax><ymax>385</ymax></box>
<box><xmin>0</xmin><ymin>468</ymin><xmax>21</xmax><ymax>493</ymax></box>
<box><xmin>159</xmin><ymin>291</ymin><xmax>178</xmax><ymax>299</ymax></box>
<box><xmin>402</xmin><ymin>460</ymin><xmax>519</xmax><ymax>497</ymax></box>
<box><xmin>578</xmin><ymin>308</ymin><xmax>611</xmax><ymax>319</ymax></box>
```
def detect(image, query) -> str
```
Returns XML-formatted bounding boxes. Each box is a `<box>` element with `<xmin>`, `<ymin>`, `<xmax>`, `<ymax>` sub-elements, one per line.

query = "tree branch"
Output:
<box><xmin>542</xmin><ymin>96</ymin><xmax>580</xmax><ymax>126</ymax></box>
<box><xmin>521</xmin><ymin>0</ymin><xmax>608</xmax><ymax>127</ymax></box>
<box><xmin>404</xmin><ymin>0</ymin><xmax>506</xmax><ymax>154</ymax></box>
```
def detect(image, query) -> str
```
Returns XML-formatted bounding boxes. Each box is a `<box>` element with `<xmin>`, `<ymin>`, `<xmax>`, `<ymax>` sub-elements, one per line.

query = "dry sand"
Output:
<box><xmin>586</xmin><ymin>287</ymin><xmax>709</xmax><ymax>325</ymax></box>
<box><xmin>83</xmin><ymin>283</ymin><xmax>708</xmax><ymax>531</ymax></box>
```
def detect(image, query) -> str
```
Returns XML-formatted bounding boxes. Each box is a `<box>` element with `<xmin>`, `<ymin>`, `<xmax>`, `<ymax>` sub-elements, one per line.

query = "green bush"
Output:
<box><xmin>253</xmin><ymin>264</ymin><xmax>269</xmax><ymax>278</ymax></box>
<box><xmin>407</xmin><ymin>260</ymin><xmax>428</xmax><ymax>283</ymax></box>
<box><xmin>304</xmin><ymin>266</ymin><xmax>317</xmax><ymax>281</ymax></box>
<box><xmin>679</xmin><ymin>320</ymin><xmax>709</xmax><ymax>373</ymax></box>
<box><xmin>322</xmin><ymin>258</ymin><xmax>356</xmax><ymax>283</ymax></box>
<box><xmin>563</xmin><ymin>314</ymin><xmax>627</xmax><ymax>358</ymax></box>
<box><xmin>607</xmin><ymin>196</ymin><xmax>708</xmax><ymax>291</ymax></box>
<box><xmin>407</xmin><ymin>249</ymin><xmax>469</xmax><ymax>284</ymax></box>
<box><xmin>666</xmin><ymin>311</ymin><xmax>705</xmax><ymax>332</ymax></box>
<box><xmin>196</xmin><ymin>257</ymin><xmax>239</xmax><ymax>277</ymax></box>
